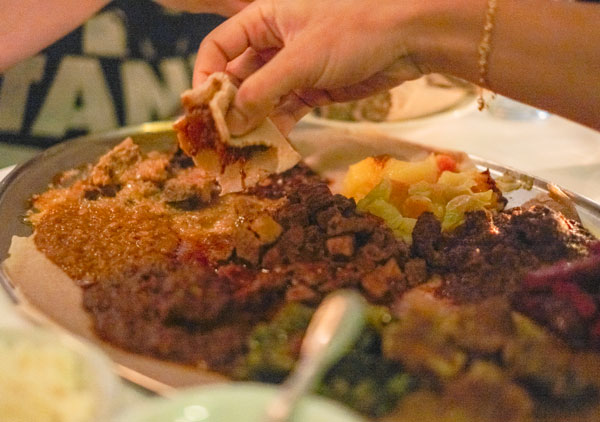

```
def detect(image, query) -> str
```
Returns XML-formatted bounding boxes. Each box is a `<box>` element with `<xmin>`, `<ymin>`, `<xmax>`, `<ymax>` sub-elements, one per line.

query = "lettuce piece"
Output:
<box><xmin>408</xmin><ymin>180</ymin><xmax>435</xmax><ymax>198</ymax></box>
<box><xmin>357</xmin><ymin>179</ymin><xmax>392</xmax><ymax>211</ymax></box>
<box><xmin>361</xmin><ymin>198</ymin><xmax>416</xmax><ymax>243</ymax></box>
<box><xmin>442</xmin><ymin>190</ymin><xmax>494</xmax><ymax>231</ymax></box>
<box><xmin>437</xmin><ymin>170</ymin><xmax>478</xmax><ymax>189</ymax></box>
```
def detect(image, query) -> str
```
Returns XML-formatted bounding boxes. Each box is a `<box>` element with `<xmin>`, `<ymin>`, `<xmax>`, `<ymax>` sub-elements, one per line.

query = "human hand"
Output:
<box><xmin>193</xmin><ymin>0</ymin><xmax>427</xmax><ymax>135</ymax></box>
<box><xmin>154</xmin><ymin>0</ymin><xmax>253</xmax><ymax>17</ymax></box>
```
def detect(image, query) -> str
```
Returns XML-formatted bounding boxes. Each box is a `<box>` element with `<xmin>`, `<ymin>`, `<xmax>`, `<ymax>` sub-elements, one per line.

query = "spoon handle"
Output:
<box><xmin>265</xmin><ymin>290</ymin><xmax>365</xmax><ymax>422</ymax></box>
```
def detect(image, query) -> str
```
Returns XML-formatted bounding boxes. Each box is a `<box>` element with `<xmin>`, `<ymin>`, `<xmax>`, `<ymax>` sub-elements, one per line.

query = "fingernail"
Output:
<box><xmin>227</xmin><ymin>108</ymin><xmax>249</xmax><ymax>136</ymax></box>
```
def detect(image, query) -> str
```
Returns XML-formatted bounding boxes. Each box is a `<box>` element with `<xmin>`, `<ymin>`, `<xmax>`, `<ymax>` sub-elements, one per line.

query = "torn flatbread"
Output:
<box><xmin>174</xmin><ymin>72</ymin><xmax>301</xmax><ymax>194</ymax></box>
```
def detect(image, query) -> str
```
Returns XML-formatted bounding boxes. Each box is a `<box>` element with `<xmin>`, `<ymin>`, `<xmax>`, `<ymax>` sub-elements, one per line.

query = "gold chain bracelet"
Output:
<box><xmin>477</xmin><ymin>0</ymin><xmax>498</xmax><ymax>110</ymax></box>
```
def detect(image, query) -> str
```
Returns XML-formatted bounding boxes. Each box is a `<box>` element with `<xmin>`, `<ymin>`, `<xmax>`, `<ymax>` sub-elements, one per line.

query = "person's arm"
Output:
<box><xmin>0</xmin><ymin>0</ymin><xmax>253</xmax><ymax>73</ymax></box>
<box><xmin>154</xmin><ymin>0</ymin><xmax>252</xmax><ymax>16</ymax></box>
<box><xmin>0</xmin><ymin>0</ymin><xmax>110</xmax><ymax>72</ymax></box>
<box><xmin>193</xmin><ymin>0</ymin><xmax>600</xmax><ymax>134</ymax></box>
<box><xmin>411</xmin><ymin>0</ymin><xmax>600</xmax><ymax>131</ymax></box>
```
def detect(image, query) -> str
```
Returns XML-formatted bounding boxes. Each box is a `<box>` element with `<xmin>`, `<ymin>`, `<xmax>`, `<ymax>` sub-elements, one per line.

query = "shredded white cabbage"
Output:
<box><xmin>0</xmin><ymin>334</ymin><xmax>95</xmax><ymax>422</ymax></box>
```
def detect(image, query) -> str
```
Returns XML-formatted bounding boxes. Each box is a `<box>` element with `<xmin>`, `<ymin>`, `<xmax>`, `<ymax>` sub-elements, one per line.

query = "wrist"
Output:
<box><xmin>401</xmin><ymin>0</ymin><xmax>488</xmax><ymax>82</ymax></box>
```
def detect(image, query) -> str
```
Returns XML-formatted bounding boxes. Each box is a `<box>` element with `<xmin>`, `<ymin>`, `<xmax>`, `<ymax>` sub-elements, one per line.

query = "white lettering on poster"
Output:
<box><xmin>0</xmin><ymin>56</ymin><xmax>46</xmax><ymax>132</ymax></box>
<box><xmin>121</xmin><ymin>58</ymin><xmax>190</xmax><ymax>125</ymax></box>
<box><xmin>82</xmin><ymin>10</ymin><xmax>127</xmax><ymax>58</ymax></box>
<box><xmin>32</xmin><ymin>56</ymin><xmax>117</xmax><ymax>137</ymax></box>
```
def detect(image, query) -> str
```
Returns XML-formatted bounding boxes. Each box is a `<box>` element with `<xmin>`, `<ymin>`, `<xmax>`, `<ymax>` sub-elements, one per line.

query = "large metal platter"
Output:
<box><xmin>1</xmin><ymin>121</ymin><xmax>600</xmax><ymax>392</ymax></box>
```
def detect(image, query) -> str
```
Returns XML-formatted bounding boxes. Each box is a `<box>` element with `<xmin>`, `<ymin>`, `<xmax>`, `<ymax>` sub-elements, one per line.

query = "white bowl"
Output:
<box><xmin>114</xmin><ymin>383</ymin><xmax>366</xmax><ymax>422</ymax></box>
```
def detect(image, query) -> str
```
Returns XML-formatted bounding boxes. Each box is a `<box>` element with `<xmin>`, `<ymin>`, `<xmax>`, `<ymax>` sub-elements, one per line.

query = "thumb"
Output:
<box><xmin>226</xmin><ymin>45</ymin><xmax>314</xmax><ymax>135</ymax></box>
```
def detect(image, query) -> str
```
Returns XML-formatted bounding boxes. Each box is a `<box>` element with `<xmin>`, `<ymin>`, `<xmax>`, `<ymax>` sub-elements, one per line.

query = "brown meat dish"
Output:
<box><xmin>411</xmin><ymin>206</ymin><xmax>600</xmax><ymax>352</ymax></box>
<box><xmin>413</xmin><ymin>206</ymin><xmax>594</xmax><ymax>304</ymax></box>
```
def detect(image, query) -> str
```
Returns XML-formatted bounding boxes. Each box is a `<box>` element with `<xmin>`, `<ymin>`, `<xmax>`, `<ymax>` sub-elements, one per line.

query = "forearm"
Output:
<box><xmin>410</xmin><ymin>0</ymin><xmax>600</xmax><ymax>130</ymax></box>
<box><xmin>0</xmin><ymin>0</ymin><xmax>110</xmax><ymax>72</ymax></box>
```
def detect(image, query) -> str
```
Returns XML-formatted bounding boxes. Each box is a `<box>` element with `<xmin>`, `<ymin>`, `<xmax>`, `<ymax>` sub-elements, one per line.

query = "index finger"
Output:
<box><xmin>193</xmin><ymin>4</ymin><xmax>283</xmax><ymax>87</ymax></box>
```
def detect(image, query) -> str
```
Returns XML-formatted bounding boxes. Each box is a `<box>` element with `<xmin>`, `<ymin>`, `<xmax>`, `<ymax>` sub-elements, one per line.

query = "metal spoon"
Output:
<box><xmin>264</xmin><ymin>290</ymin><xmax>366</xmax><ymax>422</ymax></box>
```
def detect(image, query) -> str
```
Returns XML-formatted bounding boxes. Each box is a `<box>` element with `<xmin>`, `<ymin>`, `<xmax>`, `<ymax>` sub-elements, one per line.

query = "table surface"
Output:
<box><xmin>1</xmin><ymin>99</ymin><xmax>600</xmax><ymax>406</ymax></box>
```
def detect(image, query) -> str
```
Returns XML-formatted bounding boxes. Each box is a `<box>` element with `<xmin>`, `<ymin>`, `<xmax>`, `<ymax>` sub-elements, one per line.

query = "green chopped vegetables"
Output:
<box><xmin>238</xmin><ymin>303</ymin><xmax>314</xmax><ymax>383</ymax></box>
<box><xmin>318</xmin><ymin>326</ymin><xmax>416</xmax><ymax>417</ymax></box>
<box><xmin>238</xmin><ymin>302</ymin><xmax>416</xmax><ymax>417</ymax></box>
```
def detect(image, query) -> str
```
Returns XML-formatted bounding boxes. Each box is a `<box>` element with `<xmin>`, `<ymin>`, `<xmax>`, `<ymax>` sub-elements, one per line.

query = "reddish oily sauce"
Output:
<box><xmin>174</xmin><ymin>105</ymin><xmax>268</xmax><ymax>169</ymax></box>
<box><xmin>34</xmin><ymin>198</ymin><xmax>180</xmax><ymax>286</ymax></box>
<box><xmin>174</xmin><ymin>105</ymin><xmax>219</xmax><ymax>156</ymax></box>
<box><xmin>33</xmin><ymin>190</ymin><xmax>284</xmax><ymax>284</ymax></box>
